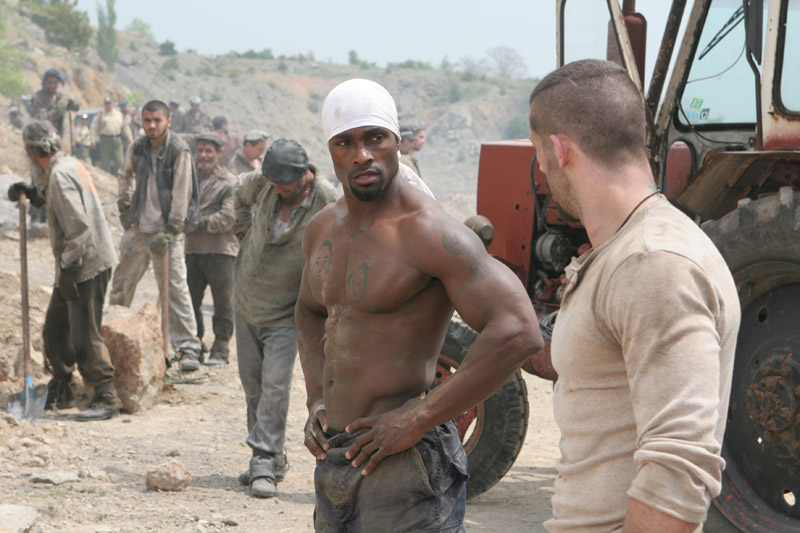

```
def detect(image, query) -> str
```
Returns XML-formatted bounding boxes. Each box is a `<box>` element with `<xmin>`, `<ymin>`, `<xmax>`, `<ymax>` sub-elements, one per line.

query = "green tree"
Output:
<box><xmin>126</xmin><ymin>18</ymin><xmax>153</xmax><ymax>40</ymax></box>
<box><xmin>159</xmin><ymin>40</ymin><xmax>177</xmax><ymax>56</ymax></box>
<box><xmin>25</xmin><ymin>0</ymin><xmax>92</xmax><ymax>51</ymax></box>
<box><xmin>96</xmin><ymin>0</ymin><xmax>117</xmax><ymax>72</ymax></box>
<box><xmin>0</xmin><ymin>6</ymin><xmax>27</xmax><ymax>98</ymax></box>
<box><xmin>348</xmin><ymin>50</ymin><xmax>359</xmax><ymax>65</ymax></box>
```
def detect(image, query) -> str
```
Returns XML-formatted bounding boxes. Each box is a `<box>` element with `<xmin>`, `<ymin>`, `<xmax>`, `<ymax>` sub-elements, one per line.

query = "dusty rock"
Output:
<box><xmin>145</xmin><ymin>460</ymin><xmax>191</xmax><ymax>492</ymax></box>
<box><xmin>78</xmin><ymin>468</ymin><xmax>110</xmax><ymax>482</ymax></box>
<box><xmin>0</xmin><ymin>503</ymin><xmax>38</xmax><ymax>532</ymax></box>
<box><xmin>101</xmin><ymin>304</ymin><xmax>166</xmax><ymax>413</ymax></box>
<box><xmin>30</xmin><ymin>470</ymin><xmax>79</xmax><ymax>485</ymax></box>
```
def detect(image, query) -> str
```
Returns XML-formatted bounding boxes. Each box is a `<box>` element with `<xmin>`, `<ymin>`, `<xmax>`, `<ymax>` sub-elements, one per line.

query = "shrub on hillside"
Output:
<box><xmin>504</xmin><ymin>116</ymin><xmax>529</xmax><ymax>140</ymax></box>
<box><xmin>23</xmin><ymin>0</ymin><xmax>92</xmax><ymax>51</ymax></box>
<box><xmin>159</xmin><ymin>40</ymin><xmax>177</xmax><ymax>56</ymax></box>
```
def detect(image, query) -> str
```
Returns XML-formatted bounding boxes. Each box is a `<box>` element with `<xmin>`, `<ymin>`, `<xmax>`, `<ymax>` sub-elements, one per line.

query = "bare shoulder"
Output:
<box><xmin>303</xmin><ymin>197</ymin><xmax>345</xmax><ymax>255</ymax></box>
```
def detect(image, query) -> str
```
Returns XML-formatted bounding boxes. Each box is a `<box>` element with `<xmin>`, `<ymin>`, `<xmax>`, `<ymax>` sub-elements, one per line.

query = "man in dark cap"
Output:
<box><xmin>233</xmin><ymin>138</ymin><xmax>338</xmax><ymax>498</ymax></box>
<box><xmin>9</xmin><ymin>106</ymin><xmax>26</xmax><ymax>131</ymax></box>
<box><xmin>30</xmin><ymin>67</ymin><xmax>80</xmax><ymax>136</ymax></box>
<box><xmin>184</xmin><ymin>134</ymin><xmax>239</xmax><ymax>366</ymax></box>
<box><xmin>118</xmin><ymin>99</ymin><xmax>132</xmax><ymax>127</ymax></box>
<box><xmin>210</xmin><ymin>115</ymin><xmax>242</xmax><ymax>167</ymax></box>
<box><xmin>399</xmin><ymin>123</ymin><xmax>425</xmax><ymax>176</ymax></box>
<box><xmin>168</xmin><ymin>100</ymin><xmax>185</xmax><ymax>132</ymax></box>
<box><xmin>228</xmin><ymin>129</ymin><xmax>269</xmax><ymax>177</ymax></box>
<box><xmin>90</xmin><ymin>96</ymin><xmax>132</xmax><ymax>175</ymax></box>
<box><xmin>182</xmin><ymin>96</ymin><xmax>212</xmax><ymax>134</ymax></box>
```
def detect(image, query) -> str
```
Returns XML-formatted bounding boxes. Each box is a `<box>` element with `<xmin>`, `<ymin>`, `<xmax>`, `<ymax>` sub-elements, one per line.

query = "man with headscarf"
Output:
<box><xmin>9</xmin><ymin>120</ymin><xmax>122</xmax><ymax>420</ymax></box>
<box><xmin>30</xmin><ymin>68</ymin><xmax>80</xmax><ymax>136</ymax></box>
<box><xmin>297</xmin><ymin>79</ymin><xmax>543</xmax><ymax>531</ymax></box>
<box><xmin>233</xmin><ymin>139</ymin><xmax>338</xmax><ymax>498</ymax></box>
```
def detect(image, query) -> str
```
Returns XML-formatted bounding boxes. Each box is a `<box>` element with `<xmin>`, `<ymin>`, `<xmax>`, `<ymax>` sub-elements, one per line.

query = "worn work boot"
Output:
<box><xmin>44</xmin><ymin>376</ymin><xmax>75</xmax><ymax>410</ymax></box>
<box><xmin>204</xmin><ymin>343</ymin><xmax>229</xmax><ymax>367</ymax></box>
<box><xmin>178</xmin><ymin>351</ymin><xmax>201</xmax><ymax>372</ymax></box>
<box><xmin>74</xmin><ymin>383</ymin><xmax>122</xmax><ymax>421</ymax></box>
<box><xmin>248</xmin><ymin>455</ymin><xmax>284</xmax><ymax>498</ymax></box>
<box><xmin>239</xmin><ymin>451</ymin><xmax>288</xmax><ymax>486</ymax></box>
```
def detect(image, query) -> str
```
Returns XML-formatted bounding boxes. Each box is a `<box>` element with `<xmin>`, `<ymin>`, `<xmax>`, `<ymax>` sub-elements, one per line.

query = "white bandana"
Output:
<box><xmin>321</xmin><ymin>79</ymin><xmax>400</xmax><ymax>142</ymax></box>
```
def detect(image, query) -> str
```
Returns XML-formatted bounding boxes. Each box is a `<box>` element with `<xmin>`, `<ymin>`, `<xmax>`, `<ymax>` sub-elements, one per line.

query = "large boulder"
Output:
<box><xmin>101</xmin><ymin>304</ymin><xmax>165</xmax><ymax>413</ymax></box>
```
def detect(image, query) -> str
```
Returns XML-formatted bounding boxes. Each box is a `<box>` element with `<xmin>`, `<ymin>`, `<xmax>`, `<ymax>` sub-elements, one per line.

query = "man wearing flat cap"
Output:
<box><xmin>30</xmin><ymin>67</ymin><xmax>80</xmax><ymax>137</ymax></box>
<box><xmin>210</xmin><ymin>115</ymin><xmax>242</xmax><ymax>167</ymax></box>
<box><xmin>228</xmin><ymin>129</ymin><xmax>269</xmax><ymax>177</ymax></box>
<box><xmin>184</xmin><ymin>134</ymin><xmax>239</xmax><ymax>366</ymax></box>
<box><xmin>182</xmin><ymin>96</ymin><xmax>212</xmax><ymax>134</ymax></box>
<box><xmin>233</xmin><ymin>138</ymin><xmax>338</xmax><ymax>498</ymax></box>
<box><xmin>91</xmin><ymin>96</ymin><xmax>132</xmax><ymax>175</ymax></box>
<box><xmin>168</xmin><ymin>100</ymin><xmax>185</xmax><ymax>132</ymax></box>
<box><xmin>399</xmin><ymin>123</ymin><xmax>425</xmax><ymax>176</ymax></box>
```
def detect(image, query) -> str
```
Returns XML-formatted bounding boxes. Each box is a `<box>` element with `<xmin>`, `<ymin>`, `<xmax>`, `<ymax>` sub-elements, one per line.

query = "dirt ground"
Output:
<box><xmin>0</xmin><ymin>233</ymin><xmax>561</xmax><ymax>533</ymax></box>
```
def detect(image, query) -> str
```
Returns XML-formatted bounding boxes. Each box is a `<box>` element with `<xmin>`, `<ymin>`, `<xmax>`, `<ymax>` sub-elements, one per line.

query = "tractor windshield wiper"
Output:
<box><xmin>698</xmin><ymin>5</ymin><xmax>745</xmax><ymax>60</ymax></box>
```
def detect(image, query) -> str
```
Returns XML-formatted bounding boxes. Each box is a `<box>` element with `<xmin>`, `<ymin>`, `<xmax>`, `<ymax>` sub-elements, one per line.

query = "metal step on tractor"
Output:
<box><xmin>434</xmin><ymin>1</ymin><xmax>800</xmax><ymax>531</ymax></box>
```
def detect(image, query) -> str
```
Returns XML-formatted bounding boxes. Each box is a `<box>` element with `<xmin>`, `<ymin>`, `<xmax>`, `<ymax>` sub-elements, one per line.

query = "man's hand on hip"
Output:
<box><xmin>344</xmin><ymin>395</ymin><xmax>425</xmax><ymax>476</ymax></box>
<box><xmin>304</xmin><ymin>403</ymin><xmax>330</xmax><ymax>461</ymax></box>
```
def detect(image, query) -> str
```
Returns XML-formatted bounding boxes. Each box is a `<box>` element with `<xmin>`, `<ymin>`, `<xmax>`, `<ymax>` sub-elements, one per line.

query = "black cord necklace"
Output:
<box><xmin>616</xmin><ymin>189</ymin><xmax>661</xmax><ymax>233</ymax></box>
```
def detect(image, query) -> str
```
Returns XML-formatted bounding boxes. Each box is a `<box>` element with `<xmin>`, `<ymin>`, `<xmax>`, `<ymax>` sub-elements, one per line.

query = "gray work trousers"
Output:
<box><xmin>235</xmin><ymin>314</ymin><xmax>297</xmax><ymax>455</ymax></box>
<box><xmin>109</xmin><ymin>227</ymin><xmax>201</xmax><ymax>356</ymax></box>
<box><xmin>185</xmin><ymin>253</ymin><xmax>235</xmax><ymax>354</ymax></box>
<box><xmin>98</xmin><ymin>135</ymin><xmax>123</xmax><ymax>175</ymax></box>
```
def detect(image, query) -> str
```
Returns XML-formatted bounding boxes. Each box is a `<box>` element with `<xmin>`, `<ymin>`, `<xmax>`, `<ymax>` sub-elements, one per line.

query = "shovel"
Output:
<box><xmin>8</xmin><ymin>191</ymin><xmax>48</xmax><ymax>422</ymax></box>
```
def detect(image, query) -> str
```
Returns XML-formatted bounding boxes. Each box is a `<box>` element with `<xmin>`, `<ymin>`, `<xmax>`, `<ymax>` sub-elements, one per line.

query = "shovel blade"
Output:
<box><xmin>7</xmin><ymin>377</ymin><xmax>48</xmax><ymax>422</ymax></box>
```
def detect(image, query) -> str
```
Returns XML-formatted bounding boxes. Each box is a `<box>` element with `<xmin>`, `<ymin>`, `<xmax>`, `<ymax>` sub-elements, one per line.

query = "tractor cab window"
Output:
<box><xmin>679</xmin><ymin>0</ymin><xmax>766</xmax><ymax>127</ymax></box>
<box><xmin>778</xmin><ymin>0</ymin><xmax>800</xmax><ymax>112</ymax></box>
<box><xmin>561</xmin><ymin>1</ymin><xmax>624</xmax><ymax>68</ymax></box>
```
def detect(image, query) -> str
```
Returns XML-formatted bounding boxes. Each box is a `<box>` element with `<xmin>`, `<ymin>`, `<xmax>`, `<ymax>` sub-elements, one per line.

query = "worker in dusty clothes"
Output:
<box><xmin>110</xmin><ymin>100</ymin><xmax>203</xmax><ymax>372</ymax></box>
<box><xmin>91</xmin><ymin>96</ymin><xmax>132</xmax><ymax>175</ymax></box>
<box><xmin>30</xmin><ymin>68</ymin><xmax>80</xmax><ymax>137</ymax></box>
<box><xmin>180</xmin><ymin>96</ymin><xmax>212</xmax><ymax>134</ymax></box>
<box><xmin>210</xmin><ymin>115</ymin><xmax>242</xmax><ymax>168</ymax></box>
<box><xmin>233</xmin><ymin>139</ymin><xmax>338</xmax><ymax>498</ymax></box>
<box><xmin>168</xmin><ymin>100</ymin><xmax>184</xmax><ymax>133</ymax></box>
<box><xmin>184</xmin><ymin>134</ymin><xmax>239</xmax><ymax>366</ymax></box>
<box><xmin>228</xmin><ymin>129</ymin><xmax>269</xmax><ymax>177</ymax></box>
<box><xmin>399</xmin><ymin>123</ymin><xmax>425</xmax><ymax>177</ymax></box>
<box><xmin>9</xmin><ymin>120</ymin><xmax>122</xmax><ymax>420</ymax></box>
<box><xmin>73</xmin><ymin>113</ymin><xmax>92</xmax><ymax>163</ymax></box>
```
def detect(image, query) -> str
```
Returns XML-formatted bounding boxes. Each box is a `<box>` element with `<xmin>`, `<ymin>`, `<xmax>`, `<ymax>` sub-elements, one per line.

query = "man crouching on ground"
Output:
<box><xmin>296</xmin><ymin>78</ymin><xmax>543</xmax><ymax>531</ymax></box>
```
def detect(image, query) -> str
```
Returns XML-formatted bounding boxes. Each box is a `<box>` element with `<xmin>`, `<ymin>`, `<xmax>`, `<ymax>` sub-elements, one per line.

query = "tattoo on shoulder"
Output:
<box><xmin>442</xmin><ymin>229</ymin><xmax>489</xmax><ymax>282</ymax></box>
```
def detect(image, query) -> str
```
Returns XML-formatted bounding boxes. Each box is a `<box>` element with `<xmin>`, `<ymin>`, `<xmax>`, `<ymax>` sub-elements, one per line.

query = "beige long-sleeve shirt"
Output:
<box><xmin>185</xmin><ymin>165</ymin><xmax>239</xmax><ymax>256</ymax></box>
<box><xmin>546</xmin><ymin>197</ymin><xmax>739</xmax><ymax>532</ymax></box>
<box><xmin>90</xmin><ymin>108</ymin><xmax>132</xmax><ymax>143</ymax></box>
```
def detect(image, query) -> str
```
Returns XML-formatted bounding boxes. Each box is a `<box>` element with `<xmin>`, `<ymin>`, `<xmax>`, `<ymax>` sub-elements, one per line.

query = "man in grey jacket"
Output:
<box><xmin>109</xmin><ymin>100</ymin><xmax>202</xmax><ymax>371</ymax></box>
<box><xmin>233</xmin><ymin>139</ymin><xmax>338</xmax><ymax>498</ymax></box>
<box><xmin>9</xmin><ymin>120</ymin><xmax>121</xmax><ymax>420</ymax></box>
<box><xmin>185</xmin><ymin>134</ymin><xmax>239</xmax><ymax>365</ymax></box>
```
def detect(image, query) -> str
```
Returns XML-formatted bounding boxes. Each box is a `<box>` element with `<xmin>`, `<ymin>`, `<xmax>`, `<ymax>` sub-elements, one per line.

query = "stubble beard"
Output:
<box><xmin>351</xmin><ymin>185</ymin><xmax>384</xmax><ymax>202</ymax></box>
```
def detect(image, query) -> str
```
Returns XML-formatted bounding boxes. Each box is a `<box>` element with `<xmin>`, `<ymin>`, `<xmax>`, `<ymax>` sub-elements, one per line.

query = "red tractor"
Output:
<box><xmin>437</xmin><ymin>1</ymin><xmax>800</xmax><ymax>531</ymax></box>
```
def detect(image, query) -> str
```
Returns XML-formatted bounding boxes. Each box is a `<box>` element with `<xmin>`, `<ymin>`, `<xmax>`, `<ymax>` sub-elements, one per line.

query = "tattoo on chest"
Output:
<box><xmin>347</xmin><ymin>263</ymin><xmax>369</xmax><ymax>303</ymax></box>
<box><xmin>312</xmin><ymin>241</ymin><xmax>333</xmax><ymax>297</ymax></box>
<box><xmin>442</xmin><ymin>229</ymin><xmax>489</xmax><ymax>282</ymax></box>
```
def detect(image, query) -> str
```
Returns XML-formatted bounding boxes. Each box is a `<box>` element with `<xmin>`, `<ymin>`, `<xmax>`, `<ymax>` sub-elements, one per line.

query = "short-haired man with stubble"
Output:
<box><xmin>297</xmin><ymin>78</ymin><xmax>543</xmax><ymax>532</ymax></box>
<box><xmin>30</xmin><ymin>68</ymin><xmax>79</xmax><ymax>137</ymax></box>
<box><xmin>9</xmin><ymin>120</ymin><xmax>121</xmax><ymax>420</ymax></box>
<box><xmin>528</xmin><ymin>60</ymin><xmax>740</xmax><ymax>532</ymax></box>
<box><xmin>110</xmin><ymin>100</ymin><xmax>203</xmax><ymax>372</ymax></box>
<box><xmin>184</xmin><ymin>134</ymin><xmax>239</xmax><ymax>366</ymax></box>
<box><xmin>228</xmin><ymin>129</ymin><xmax>269</xmax><ymax>177</ymax></box>
<box><xmin>398</xmin><ymin>123</ymin><xmax>424</xmax><ymax>176</ymax></box>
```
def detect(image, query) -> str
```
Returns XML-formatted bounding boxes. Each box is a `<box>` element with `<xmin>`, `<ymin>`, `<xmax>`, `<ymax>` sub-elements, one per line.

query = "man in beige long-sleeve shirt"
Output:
<box><xmin>530</xmin><ymin>60</ymin><xmax>740</xmax><ymax>532</ymax></box>
<box><xmin>109</xmin><ymin>100</ymin><xmax>202</xmax><ymax>371</ymax></box>
<box><xmin>90</xmin><ymin>97</ymin><xmax>132</xmax><ymax>175</ymax></box>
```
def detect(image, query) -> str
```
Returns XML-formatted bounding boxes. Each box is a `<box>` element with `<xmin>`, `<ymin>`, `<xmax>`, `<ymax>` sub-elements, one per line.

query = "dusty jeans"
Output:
<box><xmin>185</xmin><ymin>253</ymin><xmax>235</xmax><ymax>357</ymax></box>
<box><xmin>109</xmin><ymin>227</ymin><xmax>201</xmax><ymax>356</ymax></box>
<box><xmin>314</xmin><ymin>422</ymin><xmax>468</xmax><ymax>532</ymax></box>
<box><xmin>235</xmin><ymin>315</ymin><xmax>297</xmax><ymax>455</ymax></box>
<box><xmin>42</xmin><ymin>268</ymin><xmax>115</xmax><ymax>388</ymax></box>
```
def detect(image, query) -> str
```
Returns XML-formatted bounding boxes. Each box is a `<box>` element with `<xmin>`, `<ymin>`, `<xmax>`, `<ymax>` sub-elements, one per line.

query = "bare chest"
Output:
<box><xmin>309</xmin><ymin>231</ymin><xmax>429</xmax><ymax>313</ymax></box>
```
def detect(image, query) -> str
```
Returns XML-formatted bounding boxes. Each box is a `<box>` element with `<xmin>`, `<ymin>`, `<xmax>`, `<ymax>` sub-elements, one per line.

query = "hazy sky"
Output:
<box><xmin>74</xmin><ymin>1</ymin><xmax>677</xmax><ymax>80</ymax></box>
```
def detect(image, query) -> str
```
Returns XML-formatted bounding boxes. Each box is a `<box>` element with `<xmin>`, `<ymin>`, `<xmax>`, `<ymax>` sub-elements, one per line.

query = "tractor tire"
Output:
<box><xmin>701</xmin><ymin>186</ymin><xmax>800</xmax><ymax>532</ymax></box>
<box><xmin>435</xmin><ymin>317</ymin><xmax>529</xmax><ymax>500</ymax></box>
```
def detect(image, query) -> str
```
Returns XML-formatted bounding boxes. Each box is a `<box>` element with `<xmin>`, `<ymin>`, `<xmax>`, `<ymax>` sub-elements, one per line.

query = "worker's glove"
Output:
<box><xmin>8</xmin><ymin>182</ymin><xmax>45</xmax><ymax>208</ymax></box>
<box><xmin>58</xmin><ymin>261</ymin><xmax>83</xmax><ymax>301</ymax></box>
<box><xmin>117</xmin><ymin>199</ymin><xmax>132</xmax><ymax>230</ymax></box>
<box><xmin>149</xmin><ymin>232</ymin><xmax>173</xmax><ymax>255</ymax></box>
<box><xmin>66</xmin><ymin>98</ymin><xmax>80</xmax><ymax>112</ymax></box>
<box><xmin>185</xmin><ymin>215</ymin><xmax>209</xmax><ymax>234</ymax></box>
